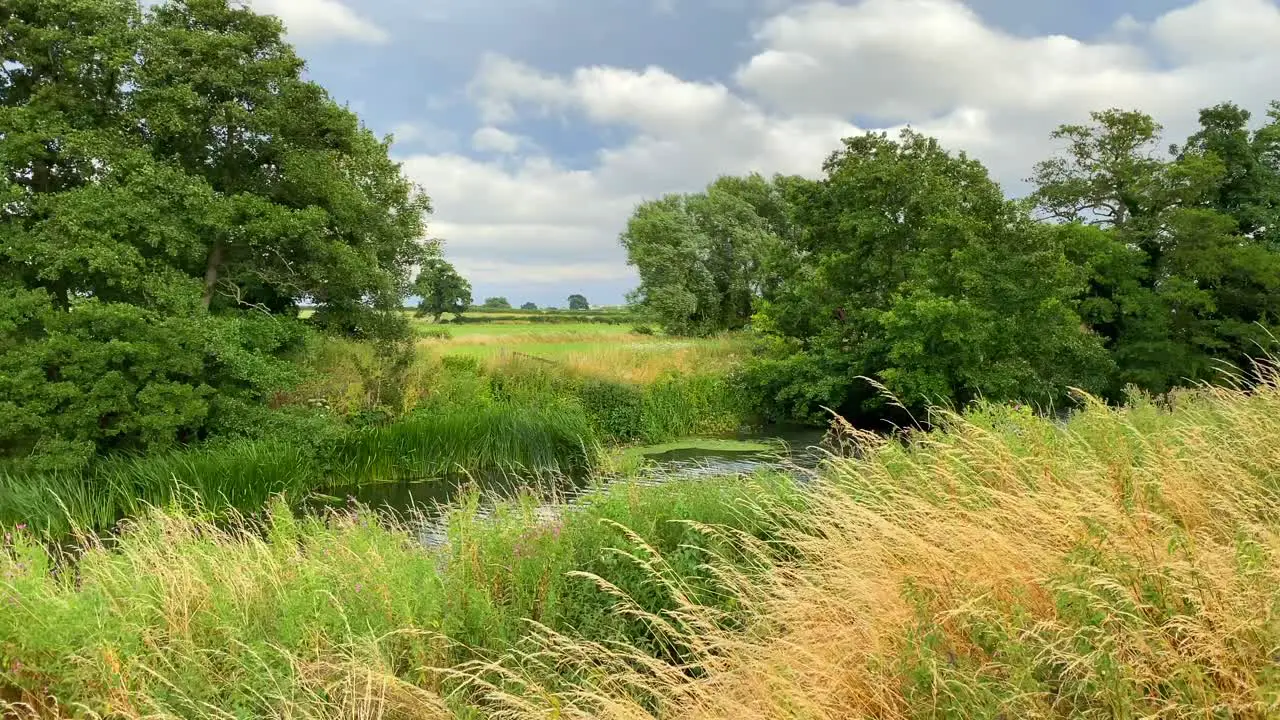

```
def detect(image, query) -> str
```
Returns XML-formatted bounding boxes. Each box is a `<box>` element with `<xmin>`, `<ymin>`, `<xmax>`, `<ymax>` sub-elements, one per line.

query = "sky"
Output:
<box><xmin>244</xmin><ymin>0</ymin><xmax>1280</xmax><ymax>307</ymax></box>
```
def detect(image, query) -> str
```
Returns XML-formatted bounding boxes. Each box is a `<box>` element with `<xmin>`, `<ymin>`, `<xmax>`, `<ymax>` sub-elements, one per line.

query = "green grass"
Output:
<box><xmin>614</xmin><ymin>438</ymin><xmax>780</xmax><ymax>462</ymax></box>
<box><xmin>329</xmin><ymin>402</ymin><xmax>602</xmax><ymax>484</ymax></box>
<box><xmin>0</xmin><ymin>474</ymin><xmax>802</xmax><ymax>716</ymax></box>
<box><xmin>0</xmin><ymin>403</ymin><xmax>606</xmax><ymax>537</ymax></box>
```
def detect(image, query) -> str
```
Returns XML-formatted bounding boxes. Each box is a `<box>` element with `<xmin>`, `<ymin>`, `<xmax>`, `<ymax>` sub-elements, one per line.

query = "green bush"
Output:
<box><xmin>577</xmin><ymin>379</ymin><xmax>645</xmax><ymax>442</ymax></box>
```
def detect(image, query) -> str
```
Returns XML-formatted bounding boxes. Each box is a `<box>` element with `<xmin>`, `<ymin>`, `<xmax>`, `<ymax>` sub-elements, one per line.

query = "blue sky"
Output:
<box><xmin>249</xmin><ymin>0</ymin><xmax>1280</xmax><ymax>306</ymax></box>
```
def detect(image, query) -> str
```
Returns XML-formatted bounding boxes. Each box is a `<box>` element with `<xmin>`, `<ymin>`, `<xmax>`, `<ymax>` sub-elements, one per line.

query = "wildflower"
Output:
<box><xmin>14</xmin><ymin>524</ymin><xmax>25</xmax><ymax>531</ymax></box>
<box><xmin>354</xmin><ymin>582</ymin><xmax>363</xmax><ymax>593</ymax></box>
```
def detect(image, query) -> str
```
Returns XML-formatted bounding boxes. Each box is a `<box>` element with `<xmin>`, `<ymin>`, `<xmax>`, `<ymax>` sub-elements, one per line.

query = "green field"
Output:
<box><xmin>411</xmin><ymin>315</ymin><xmax>748</xmax><ymax>383</ymax></box>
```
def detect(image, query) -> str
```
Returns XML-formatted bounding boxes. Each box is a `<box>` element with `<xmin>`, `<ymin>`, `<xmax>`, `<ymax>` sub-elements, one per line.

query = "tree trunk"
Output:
<box><xmin>202</xmin><ymin>242</ymin><xmax>224</xmax><ymax>310</ymax></box>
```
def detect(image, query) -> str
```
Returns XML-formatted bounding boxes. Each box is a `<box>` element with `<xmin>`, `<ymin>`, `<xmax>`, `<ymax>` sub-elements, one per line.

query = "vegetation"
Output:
<box><xmin>4</xmin><ymin>368</ymin><xmax>1278</xmax><ymax>717</ymax></box>
<box><xmin>520</xmin><ymin>302</ymin><xmax>538</xmax><ymax>311</ymax></box>
<box><xmin>622</xmin><ymin>174</ymin><xmax>792</xmax><ymax>336</ymax></box>
<box><xmin>1</xmin><ymin>0</ymin><xmax>431</xmax><ymax>470</ymax></box>
<box><xmin>6</xmin><ymin>4</ymin><xmax>1280</xmax><ymax>714</ymax></box>
<box><xmin>456</xmin><ymin>366</ymin><xmax>1280</xmax><ymax>720</ymax></box>
<box><xmin>412</xmin><ymin>258</ymin><xmax>472</xmax><ymax>321</ymax></box>
<box><xmin>623</xmin><ymin>108</ymin><xmax>1280</xmax><ymax>424</ymax></box>
<box><xmin>0</xmin><ymin>474</ymin><xmax>803</xmax><ymax>716</ymax></box>
<box><xmin>1</xmin><ymin>336</ymin><xmax>751</xmax><ymax>535</ymax></box>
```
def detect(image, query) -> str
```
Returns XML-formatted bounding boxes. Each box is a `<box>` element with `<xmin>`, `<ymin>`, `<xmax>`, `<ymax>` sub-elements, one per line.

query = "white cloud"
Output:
<box><xmin>471</xmin><ymin>127</ymin><xmax>524</xmax><ymax>154</ymax></box>
<box><xmin>1150</xmin><ymin>0</ymin><xmax>1280</xmax><ymax>62</ymax></box>
<box><xmin>405</xmin><ymin>0</ymin><xmax>1280</xmax><ymax>301</ymax></box>
<box><xmin>249</xmin><ymin>0</ymin><xmax>388</xmax><ymax>43</ymax></box>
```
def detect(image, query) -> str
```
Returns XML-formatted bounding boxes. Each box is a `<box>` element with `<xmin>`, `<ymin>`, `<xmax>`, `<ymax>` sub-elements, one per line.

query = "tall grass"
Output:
<box><xmin>457</xmin><ymin>378</ymin><xmax>1280</xmax><ymax>719</ymax></box>
<box><xmin>0</xmin><ymin>475</ymin><xmax>801</xmax><ymax>716</ymax></box>
<box><xmin>0</xmin><ymin>440</ymin><xmax>319</xmax><ymax>537</ymax></box>
<box><xmin>7</xmin><ymin>377</ymin><xmax>1279</xmax><ymax>716</ymax></box>
<box><xmin>330</xmin><ymin>403</ymin><xmax>602</xmax><ymax>483</ymax></box>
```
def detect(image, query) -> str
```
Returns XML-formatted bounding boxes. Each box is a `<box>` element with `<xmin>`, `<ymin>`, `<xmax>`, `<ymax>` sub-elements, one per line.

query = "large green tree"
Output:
<box><xmin>621</xmin><ymin>173</ymin><xmax>792</xmax><ymax>335</ymax></box>
<box><xmin>412</xmin><ymin>258</ymin><xmax>471</xmax><ymax>321</ymax></box>
<box><xmin>0</xmin><ymin>0</ymin><xmax>431</xmax><ymax>464</ymax></box>
<box><xmin>1032</xmin><ymin>108</ymin><xmax>1280</xmax><ymax>392</ymax></box>
<box><xmin>745</xmin><ymin>130</ymin><xmax>1112</xmax><ymax>422</ymax></box>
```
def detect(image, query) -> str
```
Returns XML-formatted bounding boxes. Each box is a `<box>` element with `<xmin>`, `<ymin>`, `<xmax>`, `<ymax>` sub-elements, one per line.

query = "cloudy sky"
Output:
<box><xmin>249</xmin><ymin>0</ymin><xmax>1280</xmax><ymax>306</ymax></box>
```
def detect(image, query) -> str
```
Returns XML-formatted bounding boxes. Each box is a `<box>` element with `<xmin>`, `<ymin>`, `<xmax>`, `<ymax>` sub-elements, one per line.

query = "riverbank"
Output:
<box><xmin>5</xmin><ymin>375</ymin><xmax>1276</xmax><ymax>717</ymax></box>
<box><xmin>0</xmin><ymin>474</ymin><xmax>804</xmax><ymax>714</ymax></box>
<box><xmin>0</xmin><ymin>337</ymin><xmax>758</xmax><ymax>536</ymax></box>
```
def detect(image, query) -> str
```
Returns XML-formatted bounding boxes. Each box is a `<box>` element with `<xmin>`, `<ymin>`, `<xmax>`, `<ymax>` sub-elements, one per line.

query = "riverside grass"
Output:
<box><xmin>0</xmin><ymin>475</ymin><xmax>802</xmax><ymax>717</ymax></box>
<box><xmin>4</xmin><ymin>371</ymin><xmax>1277</xmax><ymax>718</ymax></box>
<box><xmin>456</xmin><ymin>378</ymin><xmax>1280</xmax><ymax>719</ymax></box>
<box><xmin>0</xmin><ymin>404</ymin><xmax>605</xmax><ymax>537</ymax></box>
<box><xmin>0</xmin><ymin>349</ymin><xmax>750</xmax><ymax>536</ymax></box>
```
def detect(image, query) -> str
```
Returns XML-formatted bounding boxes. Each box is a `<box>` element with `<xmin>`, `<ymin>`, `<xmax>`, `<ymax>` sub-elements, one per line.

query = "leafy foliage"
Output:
<box><xmin>742</xmin><ymin>131</ymin><xmax>1113</xmax><ymax>422</ymax></box>
<box><xmin>566</xmin><ymin>294</ymin><xmax>590</xmax><ymax>310</ymax></box>
<box><xmin>621</xmin><ymin>173</ymin><xmax>796</xmax><ymax>336</ymax></box>
<box><xmin>0</xmin><ymin>0</ymin><xmax>431</xmax><ymax>462</ymax></box>
<box><xmin>412</xmin><ymin>257</ymin><xmax>472</xmax><ymax>321</ymax></box>
<box><xmin>483</xmin><ymin>297</ymin><xmax>512</xmax><ymax>309</ymax></box>
<box><xmin>1033</xmin><ymin>107</ymin><xmax>1280</xmax><ymax>393</ymax></box>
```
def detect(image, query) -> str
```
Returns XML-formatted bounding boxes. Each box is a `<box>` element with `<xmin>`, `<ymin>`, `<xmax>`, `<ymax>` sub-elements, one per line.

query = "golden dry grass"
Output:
<box><xmin>447</xmin><ymin>378</ymin><xmax>1280</xmax><ymax>719</ymax></box>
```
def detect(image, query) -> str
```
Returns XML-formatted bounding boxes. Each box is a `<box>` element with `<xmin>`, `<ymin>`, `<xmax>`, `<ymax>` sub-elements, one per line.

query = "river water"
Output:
<box><xmin>305</xmin><ymin>427</ymin><xmax>829</xmax><ymax>543</ymax></box>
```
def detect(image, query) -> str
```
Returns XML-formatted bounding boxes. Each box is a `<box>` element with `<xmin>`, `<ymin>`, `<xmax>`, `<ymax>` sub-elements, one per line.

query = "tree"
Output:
<box><xmin>744</xmin><ymin>130</ymin><xmax>1112</xmax><ymax>423</ymax></box>
<box><xmin>520</xmin><ymin>302</ymin><xmax>538</xmax><ymax>311</ymax></box>
<box><xmin>412</xmin><ymin>258</ymin><xmax>471</xmax><ymax>321</ymax></box>
<box><xmin>621</xmin><ymin>174</ymin><xmax>790</xmax><ymax>335</ymax></box>
<box><xmin>483</xmin><ymin>297</ymin><xmax>511</xmax><ymax>309</ymax></box>
<box><xmin>1031</xmin><ymin>108</ymin><xmax>1280</xmax><ymax>392</ymax></box>
<box><xmin>0</xmin><ymin>0</ymin><xmax>431</xmax><ymax>464</ymax></box>
<box><xmin>566</xmin><ymin>294</ymin><xmax>589</xmax><ymax>311</ymax></box>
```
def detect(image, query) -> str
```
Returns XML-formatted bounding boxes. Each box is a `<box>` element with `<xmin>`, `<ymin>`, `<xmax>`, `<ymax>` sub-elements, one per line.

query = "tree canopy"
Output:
<box><xmin>622</xmin><ymin>107</ymin><xmax>1280</xmax><ymax>424</ymax></box>
<box><xmin>1</xmin><ymin>0</ymin><xmax>431</xmax><ymax>465</ymax></box>
<box><xmin>566</xmin><ymin>294</ymin><xmax>590</xmax><ymax>311</ymax></box>
<box><xmin>621</xmin><ymin>174</ymin><xmax>793</xmax><ymax>335</ymax></box>
<box><xmin>483</xmin><ymin>297</ymin><xmax>512</xmax><ymax>310</ymax></box>
<box><xmin>412</xmin><ymin>258</ymin><xmax>471</xmax><ymax>321</ymax></box>
<box><xmin>1032</xmin><ymin>106</ymin><xmax>1280</xmax><ymax>393</ymax></box>
<box><xmin>521</xmin><ymin>302</ymin><xmax>538</xmax><ymax>311</ymax></box>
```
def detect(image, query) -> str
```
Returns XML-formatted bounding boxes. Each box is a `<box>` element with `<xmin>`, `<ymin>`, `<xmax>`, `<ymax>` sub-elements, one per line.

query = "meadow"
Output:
<box><xmin>4</xmin><ymin>370</ymin><xmax>1278</xmax><ymax>717</ymax></box>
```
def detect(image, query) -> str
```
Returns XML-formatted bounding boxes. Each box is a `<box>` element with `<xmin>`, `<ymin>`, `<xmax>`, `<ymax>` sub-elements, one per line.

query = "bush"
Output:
<box><xmin>419</xmin><ymin>326</ymin><xmax>453</xmax><ymax>340</ymax></box>
<box><xmin>577</xmin><ymin>379</ymin><xmax>646</xmax><ymax>442</ymax></box>
<box><xmin>631</xmin><ymin>324</ymin><xmax>656</xmax><ymax>335</ymax></box>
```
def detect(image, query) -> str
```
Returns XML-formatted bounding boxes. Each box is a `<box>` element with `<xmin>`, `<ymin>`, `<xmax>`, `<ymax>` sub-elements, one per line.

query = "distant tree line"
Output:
<box><xmin>622</xmin><ymin>105</ymin><xmax>1280</xmax><ymax>422</ymax></box>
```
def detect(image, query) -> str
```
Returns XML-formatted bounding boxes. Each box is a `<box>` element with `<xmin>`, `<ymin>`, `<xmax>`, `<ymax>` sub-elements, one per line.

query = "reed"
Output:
<box><xmin>329</xmin><ymin>403</ymin><xmax>604</xmax><ymax>484</ymax></box>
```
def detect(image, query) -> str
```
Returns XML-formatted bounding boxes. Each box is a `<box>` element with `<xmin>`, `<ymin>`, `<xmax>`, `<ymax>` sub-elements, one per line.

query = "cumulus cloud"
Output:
<box><xmin>250</xmin><ymin>0</ymin><xmax>388</xmax><ymax>43</ymax></box>
<box><xmin>403</xmin><ymin>0</ymin><xmax>1280</xmax><ymax>302</ymax></box>
<box><xmin>471</xmin><ymin>127</ymin><xmax>524</xmax><ymax>154</ymax></box>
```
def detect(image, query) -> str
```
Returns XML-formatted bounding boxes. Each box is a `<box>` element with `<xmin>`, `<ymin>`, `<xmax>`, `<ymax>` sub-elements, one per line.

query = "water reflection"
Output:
<box><xmin>306</xmin><ymin>428</ymin><xmax>830</xmax><ymax>545</ymax></box>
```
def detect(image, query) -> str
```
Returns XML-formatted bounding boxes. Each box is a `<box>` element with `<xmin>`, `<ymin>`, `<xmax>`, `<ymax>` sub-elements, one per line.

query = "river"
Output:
<box><xmin>305</xmin><ymin>427</ymin><xmax>829</xmax><ymax>544</ymax></box>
